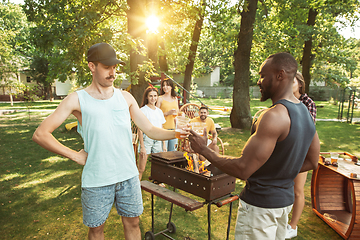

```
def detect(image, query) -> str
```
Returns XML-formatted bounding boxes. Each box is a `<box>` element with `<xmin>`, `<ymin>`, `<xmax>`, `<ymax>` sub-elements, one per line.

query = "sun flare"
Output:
<box><xmin>146</xmin><ymin>15</ymin><xmax>160</xmax><ymax>33</ymax></box>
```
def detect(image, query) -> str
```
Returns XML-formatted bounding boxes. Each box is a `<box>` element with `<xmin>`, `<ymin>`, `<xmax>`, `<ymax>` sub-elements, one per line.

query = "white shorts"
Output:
<box><xmin>235</xmin><ymin>199</ymin><xmax>292</xmax><ymax>240</ymax></box>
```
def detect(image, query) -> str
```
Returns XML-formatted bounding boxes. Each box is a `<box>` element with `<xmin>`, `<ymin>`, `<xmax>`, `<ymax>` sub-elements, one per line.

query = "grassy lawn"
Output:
<box><xmin>1</xmin><ymin>98</ymin><xmax>359</xmax><ymax>239</ymax></box>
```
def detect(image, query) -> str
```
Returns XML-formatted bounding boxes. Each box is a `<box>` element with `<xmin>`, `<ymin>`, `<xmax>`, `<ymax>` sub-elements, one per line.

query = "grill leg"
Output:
<box><xmin>151</xmin><ymin>194</ymin><xmax>154</xmax><ymax>233</ymax></box>
<box><xmin>168</xmin><ymin>188</ymin><xmax>176</xmax><ymax>224</ymax></box>
<box><xmin>208</xmin><ymin>203</ymin><xmax>211</xmax><ymax>240</ymax></box>
<box><xmin>226</xmin><ymin>201</ymin><xmax>233</xmax><ymax>240</ymax></box>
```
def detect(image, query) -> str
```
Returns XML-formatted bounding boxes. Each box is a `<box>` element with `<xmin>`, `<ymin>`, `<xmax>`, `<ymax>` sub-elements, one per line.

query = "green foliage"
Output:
<box><xmin>0</xmin><ymin>2</ymin><xmax>29</xmax><ymax>80</ymax></box>
<box><xmin>194</xmin><ymin>0</ymin><xmax>239</xmax><ymax>83</ymax></box>
<box><xmin>23</xmin><ymin>0</ymin><xmax>132</xmax><ymax>87</ymax></box>
<box><xmin>250</xmin><ymin>0</ymin><xmax>360</xmax><ymax>88</ymax></box>
<box><xmin>309</xmin><ymin>88</ymin><xmax>327</xmax><ymax>101</ymax></box>
<box><xmin>22</xmin><ymin>84</ymin><xmax>42</xmax><ymax>120</ymax></box>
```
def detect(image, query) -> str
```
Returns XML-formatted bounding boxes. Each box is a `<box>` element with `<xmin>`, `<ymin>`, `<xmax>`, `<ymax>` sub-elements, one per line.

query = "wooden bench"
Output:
<box><xmin>141</xmin><ymin>180</ymin><xmax>204</xmax><ymax>211</ymax></box>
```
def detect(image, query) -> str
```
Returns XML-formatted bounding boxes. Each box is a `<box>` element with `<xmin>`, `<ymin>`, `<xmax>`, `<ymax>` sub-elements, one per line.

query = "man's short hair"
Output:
<box><xmin>267</xmin><ymin>52</ymin><xmax>297</xmax><ymax>78</ymax></box>
<box><xmin>200</xmin><ymin>106</ymin><xmax>208</xmax><ymax>112</ymax></box>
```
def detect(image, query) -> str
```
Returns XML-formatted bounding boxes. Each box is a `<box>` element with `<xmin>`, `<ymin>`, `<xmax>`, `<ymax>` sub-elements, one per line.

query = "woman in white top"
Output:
<box><xmin>138</xmin><ymin>86</ymin><xmax>166</xmax><ymax>180</ymax></box>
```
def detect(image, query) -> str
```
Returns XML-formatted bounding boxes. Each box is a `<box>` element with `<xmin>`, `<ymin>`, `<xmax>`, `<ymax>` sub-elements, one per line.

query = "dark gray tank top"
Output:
<box><xmin>240</xmin><ymin>99</ymin><xmax>316</xmax><ymax>208</ymax></box>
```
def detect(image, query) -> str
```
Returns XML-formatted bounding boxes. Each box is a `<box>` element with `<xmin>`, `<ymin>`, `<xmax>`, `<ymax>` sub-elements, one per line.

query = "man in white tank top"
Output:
<box><xmin>33</xmin><ymin>43</ymin><xmax>184</xmax><ymax>240</ymax></box>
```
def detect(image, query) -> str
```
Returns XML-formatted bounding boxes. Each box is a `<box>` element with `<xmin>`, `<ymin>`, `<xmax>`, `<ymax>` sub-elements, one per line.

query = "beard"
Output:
<box><xmin>260</xmin><ymin>89</ymin><xmax>271</xmax><ymax>102</ymax></box>
<box><xmin>200</xmin><ymin>115</ymin><xmax>207</xmax><ymax>120</ymax></box>
<box><xmin>259</xmin><ymin>81</ymin><xmax>272</xmax><ymax>102</ymax></box>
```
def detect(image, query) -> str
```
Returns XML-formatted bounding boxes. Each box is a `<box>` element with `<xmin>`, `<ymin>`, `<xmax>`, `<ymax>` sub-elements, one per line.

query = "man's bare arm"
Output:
<box><xmin>299</xmin><ymin>131</ymin><xmax>320</xmax><ymax>172</ymax></box>
<box><xmin>32</xmin><ymin>92</ymin><xmax>87</xmax><ymax>165</ymax></box>
<box><xmin>123</xmin><ymin>91</ymin><xmax>176</xmax><ymax>140</ymax></box>
<box><xmin>189</xmin><ymin>105</ymin><xmax>289</xmax><ymax>180</ymax></box>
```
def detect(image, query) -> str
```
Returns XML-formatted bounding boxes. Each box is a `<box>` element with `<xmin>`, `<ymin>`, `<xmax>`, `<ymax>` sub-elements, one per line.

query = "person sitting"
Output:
<box><xmin>190</xmin><ymin>106</ymin><xmax>219</xmax><ymax>154</ymax></box>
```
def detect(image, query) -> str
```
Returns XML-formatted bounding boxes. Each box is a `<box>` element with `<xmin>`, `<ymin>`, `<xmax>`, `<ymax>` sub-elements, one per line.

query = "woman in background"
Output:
<box><xmin>137</xmin><ymin>86</ymin><xmax>166</xmax><ymax>180</ymax></box>
<box><xmin>286</xmin><ymin>71</ymin><xmax>317</xmax><ymax>239</ymax></box>
<box><xmin>156</xmin><ymin>79</ymin><xmax>179</xmax><ymax>152</ymax></box>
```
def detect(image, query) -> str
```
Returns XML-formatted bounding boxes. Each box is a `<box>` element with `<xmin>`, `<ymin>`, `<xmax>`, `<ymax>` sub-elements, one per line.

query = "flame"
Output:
<box><xmin>183</xmin><ymin>152</ymin><xmax>209</xmax><ymax>174</ymax></box>
<box><xmin>184</xmin><ymin>152</ymin><xmax>194</xmax><ymax>171</ymax></box>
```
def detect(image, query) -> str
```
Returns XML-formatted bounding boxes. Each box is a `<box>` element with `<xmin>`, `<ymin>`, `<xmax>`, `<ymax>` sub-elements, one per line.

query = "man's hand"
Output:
<box><xmin>188</xmin><ymin>129</ymin><xmax>208</xmax><ymax>155</ymax></box>
<box><xmin>73</xmin><ymin>149</ymin><xmax>88</xmax><ymax>165</ymax></box>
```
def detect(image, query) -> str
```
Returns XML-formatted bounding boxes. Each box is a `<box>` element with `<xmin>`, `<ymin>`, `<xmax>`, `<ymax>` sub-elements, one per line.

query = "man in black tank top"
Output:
<box><xmin>189</xmin><ymin>52</ymin><xmax>320</xmax><ymax>239</ymax></box>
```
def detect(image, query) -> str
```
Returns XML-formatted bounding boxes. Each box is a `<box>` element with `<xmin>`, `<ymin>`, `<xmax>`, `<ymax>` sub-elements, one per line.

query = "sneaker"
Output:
<box><xmin>285</xmin><ymin>224</ymin><xmax>297</xmax><ymax>239</ymax></box>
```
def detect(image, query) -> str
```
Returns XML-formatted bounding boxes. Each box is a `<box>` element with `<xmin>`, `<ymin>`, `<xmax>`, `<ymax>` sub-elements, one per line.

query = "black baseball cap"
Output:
<box><xmin>87</xmin><ymin>43</ymin><xmax>126</xmax><ymax>66</ymax></box>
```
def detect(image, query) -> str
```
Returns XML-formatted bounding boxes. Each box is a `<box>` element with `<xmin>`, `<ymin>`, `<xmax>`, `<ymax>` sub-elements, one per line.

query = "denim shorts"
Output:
<box><xmin>139</xmin><ymin>134</ymin><xmax>163</xmax><ymax>154</ymax></box>
<box><xmin>81</xmin><ymin>176</ymin><xmax>143</xmax><ymax>228</ymax></box>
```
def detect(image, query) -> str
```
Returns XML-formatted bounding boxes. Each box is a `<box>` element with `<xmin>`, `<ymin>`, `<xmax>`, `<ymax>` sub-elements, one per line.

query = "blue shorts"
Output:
<box><xmin>81</xmin><ymin>176</ymin><xmax>143</xmax><ymax>228</ymax></box>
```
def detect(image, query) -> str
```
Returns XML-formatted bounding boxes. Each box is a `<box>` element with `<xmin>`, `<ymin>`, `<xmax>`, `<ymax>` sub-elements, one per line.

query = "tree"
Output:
<box><xmin>250</xmin><ymin>0</ymin><xmax>360</xmax><ymax>91</ymax></box>
<box><xmin>27</xmin><ymin>53</ymin><xmax>53</xmax><ymax>100</ymax></box>
<box><xmin>183</xmin><ymin>0</ymin><xmax>206</xmax><ymax>101</ymax></box>
<box><xmin>230</xmin><ymin>0</ymin><xmax>258</xmax><ymax>129</ymax></box>
<box><xmin>301</xmin><ymin>8</ymin><xmax>318</xmax><ymax>93</ymax></box>
<box><xmin>301</xmin><ymin>0</ymin><xmax>360</xmax><ymax>92</ymax></box>
<box><xmin>23</xmin><ymin>0</ymin><xmax>131</xmax><ymax>92</ymax></box>
<box><xmin>0</xmin><ymin>2</ymin><xmax>29</xmax><ymax>104</ymax></box>
<box><xmin>127</xmin><ymin>0</ymin><xmax>160</xmax><ymax>104</ymax></box>
<box><xmin>194</xmin><ymin>1</ymin><xmax>240</xmax><ymax>85</ymax></box>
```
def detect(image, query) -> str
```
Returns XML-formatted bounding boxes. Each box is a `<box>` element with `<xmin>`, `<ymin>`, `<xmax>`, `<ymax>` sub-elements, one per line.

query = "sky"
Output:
<box><xmin>9</xmin><ymin>0</ymin><xmax>360</xmax><ymax>40</ymax></box>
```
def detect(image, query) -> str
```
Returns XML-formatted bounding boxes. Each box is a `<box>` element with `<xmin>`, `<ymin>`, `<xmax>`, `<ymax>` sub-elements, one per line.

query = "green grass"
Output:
<box><xmin>1</xmin><ymin>98</ymin><xmax>359</xmax><ymax>239</ymax></box>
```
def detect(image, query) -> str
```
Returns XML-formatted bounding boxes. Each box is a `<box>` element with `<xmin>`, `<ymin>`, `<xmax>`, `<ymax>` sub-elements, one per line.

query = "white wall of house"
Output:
<box><xmin>19</xmin><ymin>72</ymin><xmax>28</xmax><ymax>84</ymax></box>
<box><xmin>193</xmin><ymin>66</ymin><xmax>220</xmax><ymax>87</ymax></box>
<box><xmin>55</xmin><ymin>79</ymin><xmax>73</xmax><ymax>96</ymax></box>
<box><xmin>310</xmin><ymin>80</ymin><xmax>326</xmax><ymax>87</ymax></box>
<box><xmin>0</xmin><ymin>71</ymin><xmax>27</xmax><ymax>95</ymax></box>
<box><xmin>171</xmin><ymin>66</ymin><xmax>221</xmax><ymax>87</ymax></box>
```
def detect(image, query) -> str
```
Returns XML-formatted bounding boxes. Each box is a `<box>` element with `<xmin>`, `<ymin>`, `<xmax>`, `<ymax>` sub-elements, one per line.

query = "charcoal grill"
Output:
<box><xmin>150</xmin><ymin>151</ymin><xmax>236</xmax><ymax>200</ymax></box>
<box><xmin>141</xmin><ymin>151</ymin><xmax>238</xmax><ymax>240</ymax></box>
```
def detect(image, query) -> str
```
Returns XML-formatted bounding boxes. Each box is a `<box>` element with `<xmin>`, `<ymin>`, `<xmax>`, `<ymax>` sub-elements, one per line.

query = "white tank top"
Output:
<box><xmin>77</xmin><ymin>88</ymin><xmax>138</xmax><ymax>187</ymax></box>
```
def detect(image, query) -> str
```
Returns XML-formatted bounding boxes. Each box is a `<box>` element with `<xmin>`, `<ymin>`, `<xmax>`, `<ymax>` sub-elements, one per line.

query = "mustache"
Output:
<box><xmin>106</xmin><ymin>75</ymin><xmax>115</xmax><ymax>80</ymax></box>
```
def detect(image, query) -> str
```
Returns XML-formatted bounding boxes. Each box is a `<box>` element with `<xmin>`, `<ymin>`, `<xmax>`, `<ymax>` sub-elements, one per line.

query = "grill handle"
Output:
<box><xmin>215</xmin><ymin>195</ymin><xmax>239</xmax><ymax>207</ymax></box>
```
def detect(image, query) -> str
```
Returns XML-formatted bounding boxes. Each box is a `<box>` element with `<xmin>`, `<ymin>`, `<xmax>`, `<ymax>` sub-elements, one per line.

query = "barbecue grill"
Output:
<box><xmin>141</xmin><ymin>151</ymin><xmax>238</xmax><ymax>240</ymax></box>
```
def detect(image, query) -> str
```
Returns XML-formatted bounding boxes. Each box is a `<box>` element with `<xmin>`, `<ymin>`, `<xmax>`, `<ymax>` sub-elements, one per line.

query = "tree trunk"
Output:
<box><xmin>127</xmin><ymin>0</ymin><xmax>148</xmax><ymax>105</ymax></box>
<box><xmin>147</xmin><ymin>0</ymin><xmax>159</xmax><ymax>71</ymax></box>
<box><xmin>301</xmin><ymin>8</ymin><xmax>318</xmax><ymax>94</ymax></box>
<box><xmin>9</xmin><ymin>94</ymin><xmax>13</xmax><ymax>106</ymax></box>
<box><xmin>49</xmin><ymin>84</ymin><xmax>54</xmax><ymax>101</ymax></box>
<box><xmin>147</xmin><ymin>33</ymin><xmax>158</xmax><ymax>70</ymax></box>
<box><xmin>230</xmin><ymin>0</ymin><xmax>258</xmax><ymax>129</ymax></box>
<box><xmin>159</xmin><ymin>41</ymin><xmax>169</xmax><ymax>72</ymax></box>
<box><xmin>183</xmin><ymin>1</ymin><xmax>206</xmax><ymax>102</ymax></box>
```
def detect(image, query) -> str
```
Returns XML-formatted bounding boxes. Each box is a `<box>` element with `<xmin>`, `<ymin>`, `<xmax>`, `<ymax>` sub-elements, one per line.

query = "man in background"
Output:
<box><xmin>190</xmin><ymin>106</ymin><xmax>219</xmax><ymax>154</ymax></box>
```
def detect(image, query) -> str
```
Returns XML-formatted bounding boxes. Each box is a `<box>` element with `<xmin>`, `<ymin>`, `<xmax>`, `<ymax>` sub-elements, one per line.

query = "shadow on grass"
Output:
<box><xmin>0</xmin><ymin>110</ymin><xmax>350</xmax><ymax>239</ymax></box>
<box><xmin>0</xmin><ymin>112</ymin><xmax>87</xmax><ymax>239</ymax></box>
